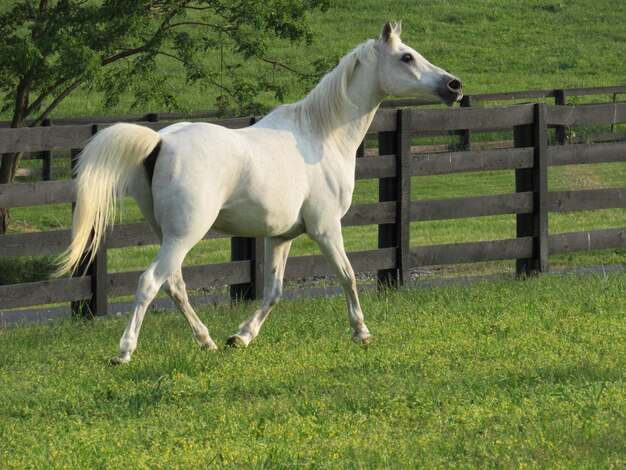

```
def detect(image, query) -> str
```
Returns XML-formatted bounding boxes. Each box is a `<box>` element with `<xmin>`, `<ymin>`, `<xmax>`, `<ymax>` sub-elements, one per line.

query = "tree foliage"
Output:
<box><xmin>0</xmin><ymin>0</ymin><xmax>333</xmax><ymax>129</ymax></box>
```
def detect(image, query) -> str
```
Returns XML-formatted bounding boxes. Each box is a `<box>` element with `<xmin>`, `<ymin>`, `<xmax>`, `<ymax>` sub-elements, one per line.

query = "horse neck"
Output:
<box><xmin>327</xmin><ymin>62</ymin><xmax>384</xmax><ymax>159</ymax></box>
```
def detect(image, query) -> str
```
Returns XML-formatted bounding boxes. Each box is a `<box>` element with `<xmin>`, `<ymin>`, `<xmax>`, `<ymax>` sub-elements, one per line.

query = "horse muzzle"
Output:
<box><xmin>438</xmin><ymin>75</ymin><xmax>463</xmax><ymax>106</ymax></box>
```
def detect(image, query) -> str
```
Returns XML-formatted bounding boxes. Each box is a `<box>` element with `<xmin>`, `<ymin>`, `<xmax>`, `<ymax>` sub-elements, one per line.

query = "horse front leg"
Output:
<box><xmin>226</xmin><ymin>237</ymin><xmax>292</xmax><ymax>347</ymax></box>
<box><xmin>309</xmin><ymin>222</ymin><xmax>371</xmax><ymax>344</ymax></box>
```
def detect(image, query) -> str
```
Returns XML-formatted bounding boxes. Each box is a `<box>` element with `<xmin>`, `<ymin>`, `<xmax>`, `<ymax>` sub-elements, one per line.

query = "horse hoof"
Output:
<box><xmin>226</xmin><ymin>335</ymin><xmax>246</xmax><ymax>348</ymax></box>
<box><xmin>352</xmin><ymin>334</ymin><xmax>372</xmax><ymax>345</ymax></box>
<box><xmin>111</xmin><ymin>356</ymin><xmax>130</xmax><ymax>366</ymax></box>
<box><xmin>201</xmin><ymin>341</ymin><xmax>218</xmax><ymax>351</ymax></box>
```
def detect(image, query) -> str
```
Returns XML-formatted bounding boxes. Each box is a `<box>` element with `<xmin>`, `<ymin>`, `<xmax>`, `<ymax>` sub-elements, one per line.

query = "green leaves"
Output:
<box><xmin>0</xmin><ymin>0</ymin><xmax>334</xmax><ymax>126</ymax></box>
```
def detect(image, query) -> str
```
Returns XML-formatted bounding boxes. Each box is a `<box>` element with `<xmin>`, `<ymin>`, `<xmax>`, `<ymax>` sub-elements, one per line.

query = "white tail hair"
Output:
<box><xmin>55</xmin><ymin>123</ymin><xmax>160</xmax><ymax>276</ymax></box>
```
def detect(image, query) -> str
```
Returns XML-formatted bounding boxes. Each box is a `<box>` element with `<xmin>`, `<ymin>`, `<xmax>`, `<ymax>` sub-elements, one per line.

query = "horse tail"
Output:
<box><xmin>55</xmin><ymin>123</ymin><xmax>161</xmax><ymax>277</ymax></box>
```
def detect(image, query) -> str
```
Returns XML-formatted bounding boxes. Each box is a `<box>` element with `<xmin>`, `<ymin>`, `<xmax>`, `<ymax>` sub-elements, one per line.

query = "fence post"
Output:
<box><xmin>532</xmin><ymin>103</ymin><xmax>549</xmax><ymax>272</ymax></box>
<box><xmin>554</xmin><ymin>89</ymin><xmax>566</xmax><ymax>144</ymax></box>
<box><xmin>611</xmin><ymin>92</ymin><xmax>617</xmax><ymax>134</ymax></box>
<box><xmin>230</xmin><ymin>237</ymin><xmax>264</xmax><ymax>302</ymax></box>
<box><xmin>514</xmin><ymin>104</ymin><xmax>549</xmax><ymax>276</ymax></box>
<box><xmin>377</xmin><ymin>109</ymin><xmax>411</xmax><ymax>288</ymax></box>
<box><xmin>396</xmin><ymin>110</ymin><xmax>412</xmax><ymax>285</ymax></box>
<box><xmin>72</xmin><ymin>238</ymin><xmax>108</xmax><ymax>319</ymax></box>
<box><xmin>70</xmin><ymin>124</ymin><xmax>108</xmax><ymax>318</ymax></box>
<box><xmin>42</xmin><ymin>119</ymin><xmax>53</xmax><ymax>181</ymax></box>
<box><xmin>377</xmin><ymin>130</ymin><xmax>397</xmax><ymax>286</ymax></box>
<box><xmin>460</xmin><ymin>95</ymin><xmax>472</xmax><ymax>150</ymax></box>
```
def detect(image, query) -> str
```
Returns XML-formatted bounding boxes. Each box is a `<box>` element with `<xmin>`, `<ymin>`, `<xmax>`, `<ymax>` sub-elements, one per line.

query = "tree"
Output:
<box><xmin>0</xmin><ymin>0</ymin><xmax>333</xmax><ymax>232</ymax></box>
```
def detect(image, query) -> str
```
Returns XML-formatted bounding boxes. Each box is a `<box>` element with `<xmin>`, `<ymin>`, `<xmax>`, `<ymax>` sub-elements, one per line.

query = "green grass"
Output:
<box><xmin>1</xmin><ymin>272</ymin><xmax>624</xmax><ymax>468</ymax></box>
<box><xmin>1</xmin><ymin>4</ymin><xmax>624</xmax><ymax>464</ymax></box>
<box><xmin>2</xmin><ymin>0</ymin><xmax>624</xmax><ymax>120</ymax></box>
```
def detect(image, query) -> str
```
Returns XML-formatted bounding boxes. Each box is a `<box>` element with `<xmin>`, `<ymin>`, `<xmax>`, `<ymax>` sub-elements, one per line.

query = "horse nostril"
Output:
<box><xmin>447</xmin><ymin>79</ymin><xmax>462</xmax><ymax>91</ymax></box>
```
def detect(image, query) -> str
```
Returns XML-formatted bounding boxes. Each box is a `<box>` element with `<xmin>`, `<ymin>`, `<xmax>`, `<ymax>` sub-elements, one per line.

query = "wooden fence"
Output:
<box><xmin>3</xmin><ymin>85</ymin><xmax>625</xmax><ymax>128</ymax></box>
<box><xmin>9</xmin><ymin>85</ymin><xmax>626</xmax><ymax>180</ymax></box>
<box><xmin>0</xmin><ymin>100</ymin><xmax>625</xmax><ymax>319</ymax></box>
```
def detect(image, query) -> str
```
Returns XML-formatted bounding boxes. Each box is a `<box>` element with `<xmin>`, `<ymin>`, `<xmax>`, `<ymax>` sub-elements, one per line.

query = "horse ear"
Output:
<box><xmin>380</xmin><ymin>21</ymin><xmax>401</xmax><ymax>43</ymax></box>
<box><xmin>394</xmin><ymin>20</ymin><xmax>402</xmax><ymax>37</ymax></box>
<box><xmin>380</xmin><ymin>21</ymin><xmax>393</xmax><ymax>43</ymax></box>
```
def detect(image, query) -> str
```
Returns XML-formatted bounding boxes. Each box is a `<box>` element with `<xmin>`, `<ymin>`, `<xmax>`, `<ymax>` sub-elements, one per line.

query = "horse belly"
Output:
<box><xmin>213</xmin><ymin>201</ymin><xmax>304</xmax><ymax>238</ymax></box>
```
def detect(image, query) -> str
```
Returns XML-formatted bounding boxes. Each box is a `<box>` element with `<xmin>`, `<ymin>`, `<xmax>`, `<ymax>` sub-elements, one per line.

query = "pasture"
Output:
<box><xmin>2</xmin><ymin>0</ymin><xmax>623</xmax><ymax>119</ymax></box>
<box><xmin>1</xmin><ymin>272</ymin><xmax>624</xmax><ymax>467</ymax></box>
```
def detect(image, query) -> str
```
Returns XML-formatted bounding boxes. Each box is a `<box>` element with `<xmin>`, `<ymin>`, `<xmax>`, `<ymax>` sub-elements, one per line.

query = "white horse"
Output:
<box><xmin>57</xmin><ymin>21</ymin><xmax>462</xmax><ymax>364</ymax></box>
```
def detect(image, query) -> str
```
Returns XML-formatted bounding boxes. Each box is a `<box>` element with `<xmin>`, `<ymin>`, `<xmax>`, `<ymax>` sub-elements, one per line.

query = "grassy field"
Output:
<box><xmin>1</xmin><ymin>0</ymin><xmax>624</xmax><ymax>120</ymax></box>
<box><xmin>0</xmin><ymin>272</ymin><xmax>624</xmax><ymax>468</ymax></box>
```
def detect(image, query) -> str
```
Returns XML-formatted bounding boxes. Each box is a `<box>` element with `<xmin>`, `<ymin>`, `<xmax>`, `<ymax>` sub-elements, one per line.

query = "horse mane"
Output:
<box><xmin>281</xmin><ymin>39</ymin><xmax>378</xmax><ymax>138</ymax></box>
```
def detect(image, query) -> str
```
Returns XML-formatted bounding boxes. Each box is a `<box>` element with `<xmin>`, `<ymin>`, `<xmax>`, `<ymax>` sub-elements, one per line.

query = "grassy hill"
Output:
<box><xmin>9</xmin><ymin>0</ymin><xmax>624</xmax><ymax>119</ymax></box>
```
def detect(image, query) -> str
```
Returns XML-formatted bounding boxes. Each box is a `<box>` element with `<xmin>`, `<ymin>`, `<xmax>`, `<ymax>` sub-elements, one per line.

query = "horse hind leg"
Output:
<box><xmin>111</xmin><ymin>173</ymin><xmax>219</xmax><ymax>363</ymax></box>
<box><xmin>130</xmin><ymin>178</ymin><xmax>216</xmax><ymax>350</ymax></box>
<box><xmin>164</xmin><ymin>269</ymin><xmax>217</xmax><ymax>351</ymax></box>
<box><xmin>112</xmin><ymin>259</ymin><xmax>165</xmax><ymax>365</ymax></box>
<box><xmin>112</xmin><ymin>236</ymin><xmax>204</xmax><ymax>365</ymax></box>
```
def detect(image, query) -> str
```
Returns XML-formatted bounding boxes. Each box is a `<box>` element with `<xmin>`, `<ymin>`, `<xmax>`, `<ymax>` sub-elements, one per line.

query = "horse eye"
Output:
<box><xmin>401</xmin><ymin>54</ymin><xmax>414</xmax><ymax>63</ymax></box>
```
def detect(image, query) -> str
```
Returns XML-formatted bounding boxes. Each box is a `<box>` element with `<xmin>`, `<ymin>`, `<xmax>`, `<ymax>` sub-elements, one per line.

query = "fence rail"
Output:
<box><xmin>8</xmin><ymin>85</ymin><xmax>626</xmax><ymax>180</ymax></box>
<box><xmin>1</xmin><ymin>98</ymin><xmax>625</xmax><ymax>318</ymax></box>
<box><xmin>3</xmin><ymin>85</ymin><xmax>625</xmax><ymax>129</ymax></box>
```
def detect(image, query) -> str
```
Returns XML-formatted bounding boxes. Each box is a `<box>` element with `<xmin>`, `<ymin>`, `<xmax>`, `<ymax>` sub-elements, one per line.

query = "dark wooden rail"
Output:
<box><xmin>9</xmin><ymin>85</ymin><xmax>626</xmax><ymax>180</ymax></box>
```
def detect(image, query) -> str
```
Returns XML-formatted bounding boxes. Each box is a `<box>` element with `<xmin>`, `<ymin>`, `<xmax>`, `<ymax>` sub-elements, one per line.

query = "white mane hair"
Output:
<box><xmin>282</xmin><ymin>39</ymin><xmax>379</xmax><ymax>138</ymax></box>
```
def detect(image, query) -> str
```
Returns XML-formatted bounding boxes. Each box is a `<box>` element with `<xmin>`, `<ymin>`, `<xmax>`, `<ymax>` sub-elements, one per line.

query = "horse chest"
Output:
<box><xmin>311</xmin><ymin>155</ymin><xmax>356</xmax><ymax>214</ymax></box>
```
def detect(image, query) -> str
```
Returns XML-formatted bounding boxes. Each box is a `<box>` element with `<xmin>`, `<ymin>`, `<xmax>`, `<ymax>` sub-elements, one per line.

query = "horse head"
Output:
<box><xmin>376</xmin><ymin>21</ymin><xmax>463</xmax><ymax>106</ymax></box>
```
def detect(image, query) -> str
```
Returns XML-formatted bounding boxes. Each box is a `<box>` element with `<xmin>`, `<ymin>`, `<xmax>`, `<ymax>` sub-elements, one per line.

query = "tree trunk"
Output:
<box><xmin>0</xmin><ymin>103</ymin><xmax>27</xmax><ymax>234</ymax></box>
<box><xmin>0</xmin><ymin>209</ymin><xmax>8</xmax><ymax>234</ymax></box>
<box><xmin>0</xmin><ymin>152</ymin><xmax>23</xmax><ymax>234</ymax></box>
